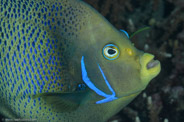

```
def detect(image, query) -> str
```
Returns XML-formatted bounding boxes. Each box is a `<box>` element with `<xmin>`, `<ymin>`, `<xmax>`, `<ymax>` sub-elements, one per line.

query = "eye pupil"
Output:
<box><xmin>108</xmin><ymin>49</ymin><xmax>116</xmax><ymax>55</ymax></box>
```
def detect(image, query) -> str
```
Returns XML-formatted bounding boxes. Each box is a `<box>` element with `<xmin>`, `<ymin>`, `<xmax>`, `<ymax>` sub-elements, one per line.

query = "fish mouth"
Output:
<box><xmin>140</xmin><ymin>53</ymin><xmax>161</xmax><ymax>86</ymax></box>
<box><xmin>146</xmin><ymin>59</ymin><xmax>160</xmax><ymax>69</ymax></box>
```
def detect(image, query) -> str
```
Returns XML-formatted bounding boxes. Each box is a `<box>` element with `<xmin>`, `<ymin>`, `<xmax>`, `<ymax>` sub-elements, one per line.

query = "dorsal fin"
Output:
<box><xmin>120</xmin><ymin>29</ymin><xmax>130</xmax><ymax>38</ymax></box>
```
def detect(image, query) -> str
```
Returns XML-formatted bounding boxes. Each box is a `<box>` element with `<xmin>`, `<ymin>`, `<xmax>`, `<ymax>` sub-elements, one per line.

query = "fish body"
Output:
<box><xmin>0</xmin><ymin>0</ymin><xmax>161</xmax><ymax>122</ymax></box>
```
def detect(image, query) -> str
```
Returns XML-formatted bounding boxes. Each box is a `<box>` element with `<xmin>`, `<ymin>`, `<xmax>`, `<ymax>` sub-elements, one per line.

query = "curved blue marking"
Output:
<box><xmin>96</xmin><ymin>95</ymin><xmax>117</xmax><ymax>104</ymax></box>
<box><xmin>81</xmin><ymin>56</ymin><xmax>110</xmax><ymax>98</ymax></box>
<box><xmin>120</xmin><ymin>29</ymin><xmax>129</xmax><ymax>38</ymax></box>
<box><xmin>81</xmin><ymin>56</ymin><xmax>118</xmax><ymax>104</ymax></box>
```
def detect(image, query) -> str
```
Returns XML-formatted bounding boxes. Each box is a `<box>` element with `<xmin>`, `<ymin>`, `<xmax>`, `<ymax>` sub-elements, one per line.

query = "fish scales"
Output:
<box><xmin>0</xmin><ymin>0</ymin><xmax>91</xmax><ymax>121</ymax></box>
<box><xmin>0</xmin><ymin>0</ymin><xmax>87</xmax><ymax>93</ymax></box>
<box><xmin>0</xmin><ymin>0</ymin><xmax>161</xmax><ymax>122</ymax></box>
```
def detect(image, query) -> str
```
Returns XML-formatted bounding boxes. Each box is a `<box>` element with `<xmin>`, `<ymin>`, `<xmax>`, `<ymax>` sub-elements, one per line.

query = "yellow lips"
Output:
<box><xmin>140</xmin><ymin>53</ymin><xmax>161</xmax><ymax>86</ymax></box>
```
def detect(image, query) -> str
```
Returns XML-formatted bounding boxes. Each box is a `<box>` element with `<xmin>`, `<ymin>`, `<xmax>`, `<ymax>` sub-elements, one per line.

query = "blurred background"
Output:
<box><xmin>83</xmin><ymin>0</ymin><xmax>184</xmax><ymax>122</ymax></box>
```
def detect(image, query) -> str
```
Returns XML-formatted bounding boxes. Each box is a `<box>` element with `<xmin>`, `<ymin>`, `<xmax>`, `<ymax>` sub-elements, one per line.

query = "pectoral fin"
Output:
<box><xmin>33</xmin><ymin>91</ymin><xmax>89</xmax><ymax>112</ymax></box>
<box><xmin>0</xmin><ymin>101</ymin><xmax>18</xmax><ymax>119</ymax></box>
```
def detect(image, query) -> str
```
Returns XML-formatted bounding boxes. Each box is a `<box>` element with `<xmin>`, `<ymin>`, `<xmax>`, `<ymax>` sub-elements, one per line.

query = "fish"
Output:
<box><xmin>0</xmin><ymin>0</ymin><xmax>161</xmax><ymax>122</ymax></box>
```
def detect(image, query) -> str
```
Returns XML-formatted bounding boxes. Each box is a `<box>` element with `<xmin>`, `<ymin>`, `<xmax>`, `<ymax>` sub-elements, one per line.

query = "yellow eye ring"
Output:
<box><xmin>102</xmin><ymin>44</ymin><xmax>120</xmax><ymax>60</ymax></box>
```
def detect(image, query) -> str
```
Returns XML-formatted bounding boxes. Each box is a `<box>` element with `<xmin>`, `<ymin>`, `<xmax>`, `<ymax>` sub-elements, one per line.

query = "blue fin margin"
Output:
<box><xmin>120</xmin><ymin>29</ymin><xmax>129</xmax><ymax>38</ymax></box>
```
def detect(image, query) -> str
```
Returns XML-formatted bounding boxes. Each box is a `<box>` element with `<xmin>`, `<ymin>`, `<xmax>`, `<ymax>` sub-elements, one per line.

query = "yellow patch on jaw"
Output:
<box><xmin>140</xmin><ymin>53</ymin><xmax>161</xmax><ymax>86</ymax></box>
<box><xmin>125</xmin><ymin>48</ymin><xmax>133</xmax><ymax>56</ymax></box>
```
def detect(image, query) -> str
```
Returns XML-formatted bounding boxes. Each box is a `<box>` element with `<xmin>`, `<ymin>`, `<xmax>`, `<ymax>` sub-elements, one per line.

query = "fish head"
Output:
<box><xmin>77</xmin><ymin>8</ymin><xmax>161</xmax><ymax>101</ymax></box>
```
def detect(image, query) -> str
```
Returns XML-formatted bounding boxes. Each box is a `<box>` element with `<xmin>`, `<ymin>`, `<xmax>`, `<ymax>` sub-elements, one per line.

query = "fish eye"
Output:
<box><xmin>102</xmin><ymin>44</ymin><xmax>120</xmax><ymax>60</ymax></box>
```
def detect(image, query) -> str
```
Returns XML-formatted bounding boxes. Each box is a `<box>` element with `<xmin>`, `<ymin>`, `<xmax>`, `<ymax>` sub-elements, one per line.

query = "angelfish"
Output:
<box><xmin>0</xmin><ymin>0</ymin><xmax>161</xmax><ymax>122</ymax></box>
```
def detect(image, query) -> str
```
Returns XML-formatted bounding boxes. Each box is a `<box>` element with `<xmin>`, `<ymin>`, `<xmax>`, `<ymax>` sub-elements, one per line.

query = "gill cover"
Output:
<box><xmin>81</xmin><ymin>56</ymin><xmax>118</xmax><ymax>104</ymax></box>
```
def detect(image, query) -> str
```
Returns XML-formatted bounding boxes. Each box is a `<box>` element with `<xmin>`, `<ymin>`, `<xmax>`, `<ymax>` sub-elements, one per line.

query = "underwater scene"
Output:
<box><xmin>83</xmin><ymin>0</ymin><xmax>184</xmax><ymax>122</ymax></box>
<box><xmin>0</xmin><ymin>0</ymin><xmax>183</xmax><ymax>122</ymax></box>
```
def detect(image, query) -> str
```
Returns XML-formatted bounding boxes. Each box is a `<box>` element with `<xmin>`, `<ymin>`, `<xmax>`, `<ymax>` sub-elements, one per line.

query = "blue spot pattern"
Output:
<box><xmin>0</xmin><ymin>0</ymin><xmax>88</xmax><ymax>121</ymax></box>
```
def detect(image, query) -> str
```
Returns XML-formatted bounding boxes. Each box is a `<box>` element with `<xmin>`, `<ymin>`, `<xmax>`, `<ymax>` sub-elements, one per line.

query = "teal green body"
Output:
<box><xmin>0</xmin><ymin>0</ymin><xmax>161</xmax><ymax>122</ymax></box>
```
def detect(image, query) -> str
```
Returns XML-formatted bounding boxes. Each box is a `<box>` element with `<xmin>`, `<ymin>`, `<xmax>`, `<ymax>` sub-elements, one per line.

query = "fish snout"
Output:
<box><xmin>139</xmin><ymin>53</ymin><xmax>161</xmax><ymax>86</ymax></box>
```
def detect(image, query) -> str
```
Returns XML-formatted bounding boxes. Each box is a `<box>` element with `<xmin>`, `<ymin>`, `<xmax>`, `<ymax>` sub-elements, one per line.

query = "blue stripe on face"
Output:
<box><xmin>81</xmin><ymin>56</ymin><xmax>118</xmax><ymax>104</ymax></box>
<box><xmin>81</xmin><ymin>56</ymin><xmax>110</xmax><ymax>98</ymax></box>
<box><xmin>97</xmin><ymin>64</ymin><xmax>116</xmax><ymax>96</ymax></box>
<box><xmin>120</xmin><ymin>29</ymin><xmax>129</xmax><ymax>38</ymax></box>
